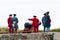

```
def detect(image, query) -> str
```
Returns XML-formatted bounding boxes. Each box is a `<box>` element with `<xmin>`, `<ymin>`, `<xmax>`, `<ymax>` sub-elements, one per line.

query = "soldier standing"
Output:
<box><xmin>12</xmin><ymin>14</ymin><xmax>18</xmax><ymax>33</ymax></box>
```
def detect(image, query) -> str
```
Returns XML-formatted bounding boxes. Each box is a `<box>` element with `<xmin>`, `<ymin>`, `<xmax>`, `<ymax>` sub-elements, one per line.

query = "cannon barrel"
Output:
<box><xmin>24</xmin><ymin>22</ymin><xmax>32</xmax><ymax>29</ymax></box>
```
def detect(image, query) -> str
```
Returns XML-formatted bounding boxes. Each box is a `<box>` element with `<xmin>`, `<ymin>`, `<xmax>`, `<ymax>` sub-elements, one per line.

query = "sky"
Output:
<box><xmin>0</xmin><ymin>0</ymin><xmax>60</xmax><ymax>30</ymax></box>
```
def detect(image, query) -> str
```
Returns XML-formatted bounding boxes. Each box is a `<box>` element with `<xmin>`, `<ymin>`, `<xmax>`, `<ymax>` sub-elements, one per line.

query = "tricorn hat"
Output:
<box><xmin>46</xmin><ymin>11</ymin><xmax>49</xmax><ymax>14</ymax></box>
<box><xmin>13</xmin><ymin>14</ymin><xmax>16</xmax><ymax>16</ymax></box>
<box><xmin>44</xmin><ymin>13</ymin><xmax>46</xmax><ymax>15</ymax></box>
<box><xmin>33</xmin><ymin>15</ymin><xmax>37</xmax><ymax>17</ymax></box>
<box><xmin>9</xmin><ymin>14</ymin><xmax>12</xmax><ymax>16</ymax></box>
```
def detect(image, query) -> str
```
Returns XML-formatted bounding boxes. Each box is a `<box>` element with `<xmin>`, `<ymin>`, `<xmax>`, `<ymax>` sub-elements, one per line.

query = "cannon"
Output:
<box><xmin>24</xmin><ymin>22</ymin><xmax>41</xmax><ymax>29</ymax></box>
<box><xmin>22</xmin><ymin>22</ymin><xmax>32</xmax><ymax>33</ymax></box>
<box><xmin>24</xmin><ymin>22</ymin><xmax>32</xmax><ymax>30</ymax></box>
<box><xmin>22</xmin><ymin>22</ymin><xmax>41</xmax><ymax>33</ymax></box>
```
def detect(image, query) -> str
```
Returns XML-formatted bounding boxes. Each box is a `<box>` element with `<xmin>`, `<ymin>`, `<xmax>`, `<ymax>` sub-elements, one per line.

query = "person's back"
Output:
<box><xmin>47</xmin><ymin>15</ymin><xmax>51</xmax><ymax>23</ymax></box>
<box><xmin>12</xmin><ymin>14</ymin><xmax>18</xmax><ymax>33</ymax></box>
<box><xmin>42</xmin><ymin>12</ymin><xmax>51</xmax><ymax>32</ymax></box>
<box><xmin>42</xmin><ymin>15</ymin><xmax>48</xmax><ymax>27</ymax></box>
<box><xmin>7</xmin><ymin>14</ymin><xmax>12</xmax><ymax>33</ymax></box>
<box><xmin>46</xmin><ymin>15</ymin><xmax>51</xmax><ymax>28</ymax></box>
<box><xmin>32</xmin><ymin>18</ymin><xmax>39</xmax><ymax>27</ymax></box>
<box><xmin>8</xmin><ymin>16</ymin><xmax>12</xmax><ymax>27</ymax></box>
<box><xmin>12</xmin><ymin>17</ymin><xmax>18</xmax><ymax>24</ymax></box>
<box><xmin>28</xmin><ymin>17</ymin><xmax>39</xmax><ymax>27</ymax></box>
<box><xmin>28</xmin><ymin>16</ymin><xmax>40</xmax><ymax>32</ymax></box>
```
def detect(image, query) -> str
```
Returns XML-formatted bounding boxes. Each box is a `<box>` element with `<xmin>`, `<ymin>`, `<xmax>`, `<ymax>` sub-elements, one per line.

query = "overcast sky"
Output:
<box><xmin>0</xmin><ymin>0</ymin><xmax>60</xmax><ymax>30</ymax></box>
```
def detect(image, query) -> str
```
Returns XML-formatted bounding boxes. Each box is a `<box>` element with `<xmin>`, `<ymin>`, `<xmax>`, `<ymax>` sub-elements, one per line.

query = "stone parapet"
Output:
<box><xmin>0</xmin><ymin>32</ymin><xmax>54</xmax><ymax>40</ymax></box>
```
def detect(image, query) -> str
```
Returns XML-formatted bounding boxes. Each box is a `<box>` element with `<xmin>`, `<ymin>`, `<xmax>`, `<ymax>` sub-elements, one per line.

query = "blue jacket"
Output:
<box><xmin>12</xmin><ymin>16</ymin><xmax>18</xmax><ymax>29</ymax></box>
<box><xmin>42</xmin><ymin>15</ymin><xmax>51</xmax><ymax>27</ymax></box>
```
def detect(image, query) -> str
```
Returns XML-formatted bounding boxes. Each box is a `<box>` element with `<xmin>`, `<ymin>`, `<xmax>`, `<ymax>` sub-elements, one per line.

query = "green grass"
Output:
<box><xmin>39</xmin><ymin>28</ymin><xmax>60</xmax><ymax>32</ymax></box>
<box><xmin>50</xmin><ymin>28</ymin><xmax>60</xmax><ymax>32</ymax></box>
<box><xmin>0</xmin><ymin>27</ymin><xmax>23</xmax><ymax>33</ymax></box>
<box><xmin>0</xmin><ymin>28</ymin><xmax>8</xmax><ymax>32</ymax></box>
<box><xmin>0</xmin><ymin>27</ymin><xmax>60</xmax><ymax>32</ymax></box>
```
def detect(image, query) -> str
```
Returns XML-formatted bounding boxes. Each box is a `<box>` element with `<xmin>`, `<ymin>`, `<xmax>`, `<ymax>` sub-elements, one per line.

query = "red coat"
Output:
<box><xmin>28</xmin><ymin>18</ymin><xmax>39</xmax><ymax>27</ymax></box>
<box><xmin>7</xmin><ymin>17</ymin><xmax>12</xmax><ymax>27</ymax></box>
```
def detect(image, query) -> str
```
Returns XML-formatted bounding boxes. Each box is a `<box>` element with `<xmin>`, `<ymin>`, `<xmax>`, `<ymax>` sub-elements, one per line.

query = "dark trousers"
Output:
<box><xmin>8</xmin><ymin>27</ymin><xmax>12</xmax><ymax>33</ymax></box>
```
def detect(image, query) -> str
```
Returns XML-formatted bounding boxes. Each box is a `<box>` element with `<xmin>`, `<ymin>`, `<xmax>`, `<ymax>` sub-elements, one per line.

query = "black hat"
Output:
<box><xmin>33</xmin><ymin>15</ymin><xmax>37</xmax><ymax>17</ymax></box>
<box><xmin>44</xmin><ymin>13</ymin><xmax>46</xmax><ymax>15</ymax></box>
<box><xmin>13</xmin><ymin>14</ymin><xmax>16</xmax><ymax>16</ymax></box>
<box><xmin>46</xmin><ymin>11</ymin><xmax>49</xmax><ymax>14</ymax></box>
<box><xmin>9</xmin><ymin>14</ymin><xmax>12</xmax><ymax>16</ymax></box>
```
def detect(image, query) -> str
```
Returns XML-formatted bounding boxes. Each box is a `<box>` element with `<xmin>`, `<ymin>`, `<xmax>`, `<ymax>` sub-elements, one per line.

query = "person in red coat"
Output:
<box><xmin>28</xmin><ymin>16</ymin><xmax>40</xmax><ymax>33</ymax></box>
<box><xmin>7</xmin><ymin>14</ymin><xmax>12</xmax><ymax>33</ymax></box>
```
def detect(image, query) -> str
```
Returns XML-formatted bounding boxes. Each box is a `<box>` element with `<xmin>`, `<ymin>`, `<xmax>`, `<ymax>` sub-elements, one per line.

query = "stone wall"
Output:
<box><xmin>53</xmin><ymin>32</ymin><xmax>60</xmax><ymax>40</ymax></box>
<box><xmin>0</xmin><ymin>32</ymin><xmax>54</xmax><ymax>40</ymax></box>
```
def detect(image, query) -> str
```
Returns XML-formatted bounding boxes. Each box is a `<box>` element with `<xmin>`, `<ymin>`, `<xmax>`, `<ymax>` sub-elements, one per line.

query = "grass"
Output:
<box><xmin>0</xmin><ymin>27</ymin><xmax>8</xmax><ymax>32</ymax></box>
<box><xmin>0</xmin><ymin>27</ymin><xmax>60</xmax><ymax>32</ymax></box>
<box><xmin>50</xmin><ymin>28</ymin><xmax>60</xmax><ymax>32</ymax></box>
